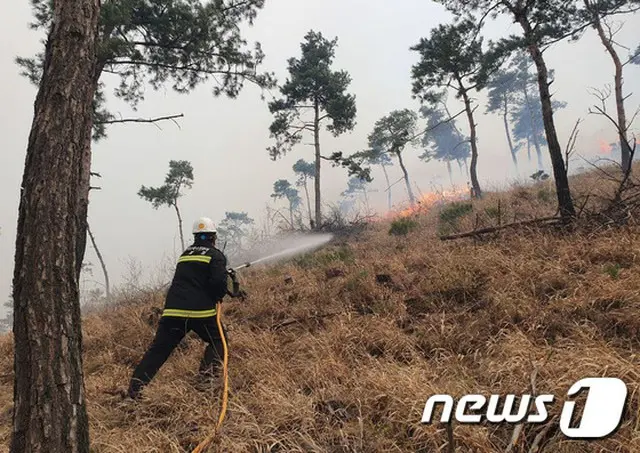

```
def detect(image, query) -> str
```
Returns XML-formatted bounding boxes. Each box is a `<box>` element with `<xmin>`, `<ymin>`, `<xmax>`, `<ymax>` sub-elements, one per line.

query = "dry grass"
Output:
<box><xmin>1</xmin><ymin>166</ymin><xmax>640</xmax><ymax>452</ymax></box>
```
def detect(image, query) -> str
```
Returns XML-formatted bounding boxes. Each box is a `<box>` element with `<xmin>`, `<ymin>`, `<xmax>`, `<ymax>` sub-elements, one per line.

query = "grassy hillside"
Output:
<box><xmin>1</xmin><ymin>168</ymin><xmax>640</xmax><ymax>452</ymax></box>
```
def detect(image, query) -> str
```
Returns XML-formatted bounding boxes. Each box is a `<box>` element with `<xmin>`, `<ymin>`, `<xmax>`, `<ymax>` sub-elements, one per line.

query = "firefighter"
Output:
<box><xmin>127</xmin><ymin>217</ymin><xmax>241</xmax><ymax>399</ymax></box>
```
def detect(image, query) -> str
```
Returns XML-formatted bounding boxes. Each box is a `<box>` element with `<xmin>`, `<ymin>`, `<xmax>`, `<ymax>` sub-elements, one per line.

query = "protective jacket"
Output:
<box><xmin>163</xmin><ymin>239</ymin><xmax>228</xmax><ymax>318</ymax></box>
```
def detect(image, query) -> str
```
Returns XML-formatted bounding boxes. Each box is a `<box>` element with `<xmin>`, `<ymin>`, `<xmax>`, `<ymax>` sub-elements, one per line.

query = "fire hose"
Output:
<box><xmin>190</xmin><ymin>266</ymin><xmax>247</xmax><ymax>453</ymax></box>
<box><xmin>190</xmin><ymin>240</ymin><xmax>331</xmax><ymax>451</ymax></box>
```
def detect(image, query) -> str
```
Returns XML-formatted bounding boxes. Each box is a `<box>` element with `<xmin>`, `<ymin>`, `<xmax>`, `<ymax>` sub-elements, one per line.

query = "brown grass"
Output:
<box><xmin>1</xmin><ymin>166</ymin><xmax>640</xmax><ymax>452</ymax></box>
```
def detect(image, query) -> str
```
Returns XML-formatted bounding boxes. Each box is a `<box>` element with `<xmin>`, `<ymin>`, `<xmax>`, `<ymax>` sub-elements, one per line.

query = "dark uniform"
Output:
<box><xmin>127</xmin><ymin>237</ymin><xmax>229</xmax><ymax>399</ymax></box>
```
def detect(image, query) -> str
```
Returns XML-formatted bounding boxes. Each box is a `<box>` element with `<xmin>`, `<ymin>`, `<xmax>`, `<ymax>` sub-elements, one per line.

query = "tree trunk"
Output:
<box><xmin>460</xmin><ymin>86</ymin><xmax>482</xmax><ymax>198</ymax></box>
<box><xmin>502</xmin><ymin>96</ymin><xmax>518</xmax><ymax>172</ymax></box>
<box><xmin>523</xmin><ymin>79</ymin><xmax>543</xmax><ymax>169</ymax></box>
<box><xmin>527</xmin><ymin>136</ymin><xmax>532</xmax><ymax>163</ymax></box>
<box><xmin>11</xmin><ymin>0</ymin><xmax>100</xmax><ymax>451</ymax></box>
<box><xmin>447</xmin><ymin>160</ymin><xmax>454</xmax><ymax>186</ymax></box>
<box><xmin>173</xmin><ymin>202</ymin><xmax>185</xmax><ymax>250</ymax></box>
<box><xmin>395</xmin><ymin>151</ymin><xmax>415</xmax><ymax>204</ymax></box>
<box><xmin>313</xmin><ymin>100</ymin><xmax>322</xmax><ymax>228</ymax></box>
<box><xmin>592</xmin><ymin>9</ymin><xmax>632</xmax><ymax>173</ymax></box>
<box><xmin>520</xmin><ymin>23</ymin><xmax>576</xmax><ymax>220</ymax></box>
<box><xmin>87</xmin><ymin>224</ymin><xmax>110</xmax><ymax>304</ymax></box>
<box><xmin>362</xmin><ymin>188</ymin><xmax>370</xmax><ymax>214</ymax></box>
<box><xmin>302</xmin><ymin>178</ymin><xmax>313</xmax><ymax>228</ymax></box>
<box><xmin>381</xmin><ymin>164</ymin><xmax>392</xmax><ymax>210</ymax></box>
<box><xmin>288</xmin><ymin>201</ymin><xmax>295</xmax><ymax>230</ymax></box>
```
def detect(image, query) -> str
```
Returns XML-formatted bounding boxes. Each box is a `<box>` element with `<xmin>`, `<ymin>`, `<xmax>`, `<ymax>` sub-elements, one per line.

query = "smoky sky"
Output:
<box><xmin>1</xmin><ymin>1</ymin><xmax>639</xmax><ymax>314</ymax></box>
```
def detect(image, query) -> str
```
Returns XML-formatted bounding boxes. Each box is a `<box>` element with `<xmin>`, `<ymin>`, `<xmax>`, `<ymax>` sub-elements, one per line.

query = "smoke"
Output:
<box><xmin>226</xmin><ymin>232</ymin><xmax>334</xmax><ymax>269</ymax></box>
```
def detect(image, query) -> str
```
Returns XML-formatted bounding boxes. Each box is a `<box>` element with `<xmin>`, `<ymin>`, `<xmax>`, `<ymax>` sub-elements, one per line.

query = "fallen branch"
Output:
<box><xmin>439</xmin><ymin>216</ymin><xmax>562</xmax><ymax>241</ymax></box>
<box><xmin>505</xmin><ymin>366</ymin><xmax>539</xmax><ymax>453</ymax></box>
<box><xmin>445</xmin><ymin>422</ymin><xmax>455</xmax><ymax>453</ymax></box>
<box><xmin>528</xmin><ymin>415</ymin><xmax>558</xmax><ymax>453</ymax></box>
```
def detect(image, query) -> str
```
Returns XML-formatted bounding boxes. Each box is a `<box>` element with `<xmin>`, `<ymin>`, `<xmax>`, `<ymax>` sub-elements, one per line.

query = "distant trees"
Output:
<box><xmin>350</xmin><ymin>148</ymin><xmax>395</xmax><ymax>210</ymax></box>
<box><xmin>271</xmin><ymin>179</ymin><xmax>302</xmax><ymax>229</ymax></box>
<box><xmin>138</xmin><ymin>160</ymin><xmax>194</xmax><ymax>250</ymax></box>
<box><xmin>368</xmin><ymin>109</ymin><xmax>419</xmax><ymax>205</ymax></box>
<box><xmin>341</xmin><ymin>176</ymin><xmax>373</xmax><ymax>214</ymax></box>
<box><xmin>420</xmin><ymin>99</ymin><xmax>471</xmax><ymax>185</ymax></box>
<box><xmin>217</xmin><ymin>211</ymin><xmax>255</xmax><ymax>256</ymax></box>
<box><xmin>0</xmin><ymin>295</ymin><xmax>12</xmax><ymax>334</ymax></box>
<box><xmin>486</xmin><ymin>64</ymin><xmax>523</xmax><ymax>171</ymax></box>
<box><xmin>267</xmin><ymin>30</ymin><xmax>357</xmax><ymax>228</ymax></box>
<box><xmin>411</xmin><ymin>19</ymin><xmax>490</xmax><ymax>198</ymax></box>
<box><xmin>486</xmin><ymin>52</ymin><xmax>567</xmax><ymax>171</ymax></box>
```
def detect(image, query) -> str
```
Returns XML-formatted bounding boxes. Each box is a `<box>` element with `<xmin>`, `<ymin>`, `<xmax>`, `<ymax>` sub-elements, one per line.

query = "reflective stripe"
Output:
<box><xmin>162</xmin><ymin>308</ymin><xmax>217</xmax><ymax>318</ymax></box>
<box><xmin>178</xmin><ymin>255</ymin><xmax>212</xmax><ymax>264</ymax></box>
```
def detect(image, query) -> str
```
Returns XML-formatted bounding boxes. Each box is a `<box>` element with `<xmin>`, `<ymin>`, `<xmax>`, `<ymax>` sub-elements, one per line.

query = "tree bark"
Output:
<box><xmin>381</xmin><ymin>164</ymin><xmax>392</xmax><ymax>210</ymax></box>
<box><xmin>395</xmin><ymin>151</ymin><xmax>415</xmax><ymax>204</ymax></box>
<box><xmin>591</xmin><ymin>7</ymin><xmax>632</xmax><ymax>173</ymax></box>
<box><xmin>519</xmin><ymin>20</ymin><xmax>576</xmax><ymax>220</ymax></box>
<box><xmin>460</xmin><ymin>85</ymin><xmax>482</xmax><ymax>198</ymax></box>
<box><xmin>173</xmin><ymin>202</ymin><xmax>185</xmax><ymax>250</ymax></box>
<box><xmin>87</xmin><ymin>224</ymin><xmax>110</xmax><ymax>303</ymax></box>
<box><xmin>11</xmin><ymin>0</ymin><xmax>100</xmax><ymax>451</ymax></box>
<box><xmin>503</xmin><ymin>95</ymin><xmax>518</xmax><ymax>172</ymax></box>
<box><xmin>313</xmin><ymin>100</ymin><xmax>322</xmax><ymax>228</ymax></box>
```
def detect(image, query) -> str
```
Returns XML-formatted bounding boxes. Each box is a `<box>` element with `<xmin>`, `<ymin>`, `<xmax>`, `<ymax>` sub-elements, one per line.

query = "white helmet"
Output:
<box><xmin>192</xmin><ymin>217</ymin><xmax>217</xmax><ymax>234</ymax></box>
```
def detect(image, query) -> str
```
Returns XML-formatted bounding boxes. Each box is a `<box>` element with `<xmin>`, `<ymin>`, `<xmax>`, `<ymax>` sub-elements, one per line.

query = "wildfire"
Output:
<box><xmin>376</xmin><ymin>186</ymin><xmax>470</xmax><ymax>221</ymax></box>
<box><xmin>598</xmin><ymin>139</ymin><xmax>613</xmax><ymax>155</ymax></box>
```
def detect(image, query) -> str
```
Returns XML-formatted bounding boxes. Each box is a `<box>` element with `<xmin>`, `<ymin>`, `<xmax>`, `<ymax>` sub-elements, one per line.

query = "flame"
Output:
<box><xmin>598</xmin><ymin>139</ymin><xmax>613</xmax><ymax>155</ymax></box>
<box><xmin>375</xmin><ymin>186</ymin><xmax>470</xmax><ymax>221</ymax></box>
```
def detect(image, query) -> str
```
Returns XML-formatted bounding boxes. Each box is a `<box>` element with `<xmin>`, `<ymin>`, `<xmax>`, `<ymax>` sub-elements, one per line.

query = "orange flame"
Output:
<box><xmin>598</xmin><ymin>139</ymin><xmax>613</xmax><ymax>155</ymax></box>
<box><xmin>376</xmin><ymin>186</ymin><xmax>470</xmax><ymax>221</ymax></box>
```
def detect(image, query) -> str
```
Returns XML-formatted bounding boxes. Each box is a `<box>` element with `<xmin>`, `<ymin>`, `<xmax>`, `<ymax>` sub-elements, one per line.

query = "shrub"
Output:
<box><xmin>439</xmin><ymin>202</ymin><xmax>473</xmax><ymax>224</ymax></box>
<box><xmin>389</xmin><ymin>217</ymin><xmax>418</xmax><ymax>236</ymax></box>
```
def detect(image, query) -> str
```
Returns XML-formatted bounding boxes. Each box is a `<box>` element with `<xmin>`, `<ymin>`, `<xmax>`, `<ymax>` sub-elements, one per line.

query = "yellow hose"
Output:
<box><xmin>191</xmin><ymin>301</ymin><xmax>229</xmax><ymax>453</ymax></box>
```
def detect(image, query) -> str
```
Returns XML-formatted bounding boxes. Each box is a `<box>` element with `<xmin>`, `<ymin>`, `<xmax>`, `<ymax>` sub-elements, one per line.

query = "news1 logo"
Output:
<box><xmin>421</xmin><ymin>377</ymin><xmax>628</xmax><ymax>439</ymax></box>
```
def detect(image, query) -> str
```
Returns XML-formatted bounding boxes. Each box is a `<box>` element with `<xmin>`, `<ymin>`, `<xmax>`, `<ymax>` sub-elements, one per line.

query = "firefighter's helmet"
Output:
<box><xmin>192</xmin><ymin>217</ymin><xmax>217</xmax><ymax>234</ymax></box>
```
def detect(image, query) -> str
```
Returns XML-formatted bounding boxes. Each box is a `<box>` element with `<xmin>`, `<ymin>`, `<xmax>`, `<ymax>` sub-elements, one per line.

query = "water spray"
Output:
<box><xmin>228</xmin><ymin>233</ymin><xmax>333</xmax><ymax>272</ymax></box>
<box><xmin>224</xmin><ymin>232</ymin><xmax>333</xmax><ymax>296</ymax></box>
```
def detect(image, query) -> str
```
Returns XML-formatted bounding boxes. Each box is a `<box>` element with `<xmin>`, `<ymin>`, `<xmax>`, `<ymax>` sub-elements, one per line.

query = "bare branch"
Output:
<box><xmin>628</xmin><ymin>104</ymin><xmax>640</xmax><ymax>126</ymax></box>
<box><xmin>408</xmin><ymin>108</ymin><xmax>467</xmax><ymax>143</ymax></box>
<box><xmin>96</xmin><ymin>113</ymin><xmax>184</xmax><ymax>127</ymax></box>
<box><xmin>564</xmin><ymin>118</ymin><xmax>582</xmax><ymax>175</ymax></box>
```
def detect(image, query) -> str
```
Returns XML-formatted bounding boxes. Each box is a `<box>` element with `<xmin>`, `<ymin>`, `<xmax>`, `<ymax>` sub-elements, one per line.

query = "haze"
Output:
<box><xmin>1</xmin><ymin>1</ymin><xmax>639</xmax><ymax>315</ymax></box>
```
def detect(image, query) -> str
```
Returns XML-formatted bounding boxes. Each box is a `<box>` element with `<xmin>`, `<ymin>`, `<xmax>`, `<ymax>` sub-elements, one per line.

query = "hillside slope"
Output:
<box><xmin>1</xmin><ymin>171</ymin><xmax>640</xmax><ymax>452</ymax></box>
